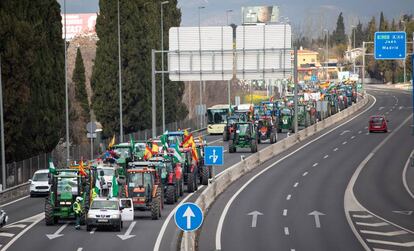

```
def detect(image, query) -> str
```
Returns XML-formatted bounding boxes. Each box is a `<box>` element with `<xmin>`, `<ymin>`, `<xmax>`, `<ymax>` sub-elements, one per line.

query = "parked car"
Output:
<box><xmin>369</xmin><ymin>115</ymin><xmax>388</xmax><ymax>133</ymax></box>
<box><xmin>29</xmin><ymin>169</ymin><xmax>50</xmax><ymax>197</ymax></box>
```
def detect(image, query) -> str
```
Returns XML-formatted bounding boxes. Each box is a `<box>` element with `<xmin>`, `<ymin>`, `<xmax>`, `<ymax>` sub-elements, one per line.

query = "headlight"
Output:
<box><xmin>111</xmin><ymin>214</ymin><xmax>120</xmax><ymax>219</ymax></box>
<box><xmin>87</xmin><ymin>213</ymin><xmax>95</xmax><ymax>219</ymax></box>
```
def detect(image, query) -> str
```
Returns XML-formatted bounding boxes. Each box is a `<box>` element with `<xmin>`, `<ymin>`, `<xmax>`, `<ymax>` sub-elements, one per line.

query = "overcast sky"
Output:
<box><xmin>57</xmin><ymin>0</ymin><xmax>412</xmax><ymax>36</ymax></box>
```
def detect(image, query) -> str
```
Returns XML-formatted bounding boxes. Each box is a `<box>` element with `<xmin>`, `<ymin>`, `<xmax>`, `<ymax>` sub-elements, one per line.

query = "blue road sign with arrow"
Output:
<box><xmin>174</xmin><ymin>203</ymin><xmax>203</xmax><ymax>232</ymax></box>
<box><xmin>374</xmin><ymin>31</ymin><xmax>406</xmax><ymax>60</ymax></box>
<box><xmin>204</xmin><ymin>146</ymin><xmax>224</xmax><ymax>166</ymax></box>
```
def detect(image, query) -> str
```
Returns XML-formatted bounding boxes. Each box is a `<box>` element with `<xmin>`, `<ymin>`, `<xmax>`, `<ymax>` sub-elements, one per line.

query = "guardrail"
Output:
<box><xmin>181</xmin><ymin>96</ymin><xmax>370</xmax><ymax>250</ymax></box>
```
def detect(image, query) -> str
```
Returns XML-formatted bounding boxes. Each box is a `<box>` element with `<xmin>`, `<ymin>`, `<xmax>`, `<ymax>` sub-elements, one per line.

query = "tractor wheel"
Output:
<box><xmin>270</xmin><ymin>133</ymin><xmax>276</xmax><ymax>144</ymax></box>
<box><xmin>187</xmin><ymin>172</ymin><xmax>195</xmax><ymax>193</ymax></box>
<box><xmin>201</xmin><ymin>167</ymin><xmax>210</xmax><ymax>185</ymax></box>
<box><xmin>194</xmin><ymin>168</ymin><xmax>199</xmax><ymax>191</ymax></box>
<box><xmin>86</xmin><ymin>224</ymin><xmax>92</xmax><ymax>232</ymax></box>
<box><xmin>229</xmin><ymin>141</ymin><xmax>236</xmax><ymax>153</ymax></box>
<box><xmin>45</xmin><ymin>198</ymin><xmax>55</xmax><ymax>226</ymax></box>
<box><xmin>179</xmin><ymin>180</ymin><xmax>184</xmax><ymax>196</ymax></box>
<box><xmin>251</xmin><ymin>140</ymin><xmax>258</xmax><ymax>153</ymax></box>
<box><xmin>151</xmin><ymin>197</ymin><xmax>161</xmax><ymax>220</ymax></box>
<box><xmin>223</xmin><ymin>128</ymin><xmax>228</xmax><ymax>141</ymax></box>
<box><xmin>209</xmin><ymin>166</ymin><xmax>213</xmax><ymax>179</ymax></box>
<box><xmin>116</xmin><ymin>222</ymin><xmax>122</xmax><ymax>232</ymax></box>
<box><xmin>166</xmin><ymin>185</ymin><xmax>176</xmax><ymax>204</ymax></box>
<box><xmin>278</xmin><ymin>128</ymin><xmax>282</xmax><ymax>133</ymax></box>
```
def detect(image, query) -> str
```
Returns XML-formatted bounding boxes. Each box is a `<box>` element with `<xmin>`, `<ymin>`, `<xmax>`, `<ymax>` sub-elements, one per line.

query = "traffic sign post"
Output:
<box><xmin>174</xmin><ymin>202</ymin><xmax>203</xmax><ymax>232</ymax></box>
<box><xmin>374</xmin><ymin>31</ymin><xmax>406</xmax><ymax>60</ymax></box>
<box><xmin>204</xmin><ymin>146</ymin><xmax>224</xmax><ymax>181</ymax></box>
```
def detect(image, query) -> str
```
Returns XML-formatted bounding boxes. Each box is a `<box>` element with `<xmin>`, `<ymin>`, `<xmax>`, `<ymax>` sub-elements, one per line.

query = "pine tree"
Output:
<box><xmin>354</xmin><ymin>21</ymin><xmax>364</xmax><ymax>48</ymax></box>
<box><xmin>332</xmin><ymin>12</ymin><xmax>347</xmax><ymax>45</ymax></box>
<box><xmin>73</xmin><ymin>47</ymin><xmax>89</xmax><ymax>116</ymax></box>
<box><xmin>379</xmin><ymin>12</ymin><xmax>388</xmax><ymax>31</ymax></box>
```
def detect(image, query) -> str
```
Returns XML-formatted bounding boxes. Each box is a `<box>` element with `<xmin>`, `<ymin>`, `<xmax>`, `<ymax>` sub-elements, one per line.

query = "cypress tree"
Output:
<box><xmin>332</xmin><ymin>13</ymin><xmax>347</xmax><ymax>45</ymax></box>
<box><xmin>73</xmin><ymin>47</ymin><xmax>89</xmax><ymax>116</ymax></box>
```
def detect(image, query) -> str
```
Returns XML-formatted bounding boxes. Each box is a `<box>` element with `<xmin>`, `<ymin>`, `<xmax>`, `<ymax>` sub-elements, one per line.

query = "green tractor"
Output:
<box><xmin>45</xmin><ymin>169</ymin><xmax>91</xmax><ymax>225</ymax></box>
<box><xmin>229</xmin><ymin>122</ymin><xmax>258</xmax><ymax>153</ymax></box>
<box><xmin>278</xmin><ymin>108</ymin><xmax>293</xmax><ymax>133</ymax></box>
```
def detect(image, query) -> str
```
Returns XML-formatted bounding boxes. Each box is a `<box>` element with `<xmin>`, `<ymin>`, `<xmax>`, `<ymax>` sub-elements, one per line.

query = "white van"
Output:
<box><xmin>29</xmin><ymin>169</ymin><xmax>50</xmax><ymax>197</ymax></box>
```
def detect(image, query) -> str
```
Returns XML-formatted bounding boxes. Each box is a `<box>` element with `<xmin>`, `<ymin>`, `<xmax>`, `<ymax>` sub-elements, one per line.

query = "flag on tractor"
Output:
<box><xmin>182</xmin><ymin>133</ymin><xmax>195</xmax><ymax>148</ymax></box>
<box><xmin>160</xmin><ymin>134</ymin><xmax>169</xmax><ymax>150</ymax></box>
<box><xmin>129</xmin><ymin>135</ymin><xmax>135</xmax><ymax>153</ymax></box>
<box><xmin>172</xmin><ymin>144</ymin><xmax>183</xmax><ymax>162</ymax></box>
<box><xmin>48</xmin><ymin>159</ymin><xmax>57</xmax><ymax>175</ymax></box>
<box><xmin>111</xmin><ymin>175</ymin><xmax>119</xmax><ymax>197</ymax></box>
<box><xmin>144</xmin><ymin>145</ymin><xmax>153</xmax><ymax>160</ymax></box>
<box><xmin>108</xmin><ymin>135</ymin><xmax>116</xmax><ymax>149</ymax></box>
<box><xmin>79</xmin><ymin>160</ymin><xmax>87</xmax><ymax>177</ymax></box>
<box><xmin>152</xmin><ymin>143</ymin><xmax>159</xmax><ymax>154</ymax></box>
<box><xmin>191</xmin><ymin>143</ymin><xmax>199</xmax><ymax>162</ymax></box>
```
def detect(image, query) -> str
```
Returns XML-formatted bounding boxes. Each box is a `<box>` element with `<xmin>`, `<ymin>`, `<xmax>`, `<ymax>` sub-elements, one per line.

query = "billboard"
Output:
<box><xmin>168</xmin><ymin>26</ymin><xmax>233</xmax><ymax>81</ymax></box>
<box><xmin>61</xmin><ymin>13</ymin><xmax>97</xmax><ymax>40</ymax></box>
<box><xmin>241</xmin><ymin>6</ymin><xmax>279</xmax><ymax>24</ymax></box>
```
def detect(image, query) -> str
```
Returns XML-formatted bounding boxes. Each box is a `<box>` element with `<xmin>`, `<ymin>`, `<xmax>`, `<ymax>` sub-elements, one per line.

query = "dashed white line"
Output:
<box><xmin>358</xmin><ymin>131</ymin><xmax>362</xmax><ymax>134</ymax></box>
<box><xmin>90</xmin><ymin>228</ymin><xmax>96</xmax><ymax>234</ymax></box>
<box><xmin>333</xmin><ymin>148</ymin><xmax>338</xmax><ymax>152</ymax></box>
<box><xmin>351</xmin><ymin>136</ymin><xmax>355</xmax><ymax>139</ymax></box>
<box><xmin>312</xmin><ymin>163</ymin><xmax>318</xmax><ymax>167</ymax></box>
<box><xmin>293</xmin><ymin>182</ymin><xmax>299</xmax><ymax>188</ymax></box>
<box><xmin>323</xmin><ymin>155</ymin><xmax>329</xmax><ymax>159</ymax></box>
<box><xmin>77</xmin><ymin>248</ymin><xmax>83</xmax><ymax>251</ymax></box>
<box><xmin>356</xmin><ymin>222</ymin><xmax>389</xmax><ymax>227</ymax></box>
<box><xmin>283</xmin><ymin>209</ymin><xmax>288</xmax><ymax>216</ymax></box>
<box><xmin>353</xmin><ymin>214</ymin><xmax>373</xmax><ymax>219</ymax></box>
<box><xmin>366</xmin><ymin>239</ymin><xmax>414</xmax><ymax>247</ymax></box>
<box><xmin>365</xmin><ymin>126</ymin><xmax>368</xmax><ymax>129</ymax></box>
<box><xmin>342</xmin><ymin>141</ymin><xmax>347</xmax><ymax>145</ymax></box>
<box><xmin>302</xmin><ymin>171</ymin><xmax>308</xmax><ymax>176</ymax></box>
<box><xmin>0</xmin><ymin>233</ymin><xmax>15</xmax><ymax>237</ymax></box>
<box><xmin>284</xmin><ymin>227</ymin><xmax>290</xmax><ymax>235</ymax></box>
<box><xmin>286</xmin><ymin>194</ymin><xmax>291</xmax><ymax>200</ymax></box>
<box><xmin>366</xmin><ymin>132</ymin><xmax>370</xmax><ymax>135</ymax></box>
<box><xmin>360</xmin><ymin>230</ymin><xmax>408</xmax><ymax>236</ymax></box>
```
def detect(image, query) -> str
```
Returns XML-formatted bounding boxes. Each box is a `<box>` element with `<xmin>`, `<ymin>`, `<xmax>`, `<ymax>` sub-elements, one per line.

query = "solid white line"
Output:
<box><xmin>356</xmin><ymin>222</ymin><xmax>389</xmax><ymax>227</ymax></box>
<box><xmin>215</xmin><ymin>96</ymin><xmax>376</xmax><ymax>250</ymax></box>
<box><xmin>360</xmin><ymin>230</ymin><xmax>407</xmax><ymax>236</ymax></box>
<box><xmin>312</xmin><ymin>163</ymin><xmax>318</xmax><ymax>167</ymax></box>
<box><xmin>0</xmin><ymin>233</ymin><xmax>14</xmax><ymax>238</ymax></box>
<box><xmin>293</xmin><ymin>182</ymin><xmax>299</xmax><ymax>188</ymax></box>
<box><xmin>353</xmin><ymin>214</ymin><xmax>373</xmax><ymax>219</ymax></box>
<box><xmin>283</xmin><ymin>209</ymin><xmax>288</xmax><ymax>216</ymax></box>
<box><xmin>333</xmin><ymin>148</ymin><xmax>338</xmax><ymax>152</ymax></box>
<box><xmin>402</xmin><ymin>150</ymin><xmax>414</xmax><ymax>200</ymax></box>
<box><xmin>302</xmin><ymin>172</ymin><xmax>308</xmax><ymax>177</ymax></box>
<box><xmin>0</xmin><ymin>196</ymin><xmax>30</xmax><ymax>208</ymax></box>
<box><xmin>284</xmin><ymin>227</ymin><xmax>290</xmax><ymax>235</ymax></box>
<box><xmin>324</xmin><ymin>155</ymin><xmax>329</xmax><ymax>159</ymax></box>
<box><xmin>1</xmin><ymin>213</ymin><xmax>44</xmax><ymax>251</ymax></box>
<box><xmin>153</xmin><ymin>185</ymin><xmax>204</xmax><ymax>251</ymax></box>
<box><xmin>286</xmin><ymin>194</ymin><xmax>291</xmax><ymax>200</ymax></box>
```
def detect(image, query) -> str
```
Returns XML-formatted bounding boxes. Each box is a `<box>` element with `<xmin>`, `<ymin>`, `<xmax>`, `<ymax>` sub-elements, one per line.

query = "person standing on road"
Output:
<box><xmin>73</xmin><ymin>197</ymin><xmax>83</xmax><ymax>230</ymax></box>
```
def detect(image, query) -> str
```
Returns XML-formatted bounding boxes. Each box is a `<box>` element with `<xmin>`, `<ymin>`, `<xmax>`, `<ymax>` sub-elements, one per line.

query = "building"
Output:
<box><xmin>344</xmin><ymin>48</ymin><xmax>363</xmax><ymax>62</ymax></box>
<box><xmin>297</xmin><ymin>47</ymin><xmax>321</xmax><ymax>81</ymax></box>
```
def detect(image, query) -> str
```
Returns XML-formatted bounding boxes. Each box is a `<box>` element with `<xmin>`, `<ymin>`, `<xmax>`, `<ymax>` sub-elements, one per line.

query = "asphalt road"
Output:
<box><xmin>0</xmin><ymin>128</ymin><xmax>288</xmax><ymax>250</ymax></box>
<box><xmin>198</xmin><ymin>86</ymin><xmax>413</xmax><ymax>251</ymax></box>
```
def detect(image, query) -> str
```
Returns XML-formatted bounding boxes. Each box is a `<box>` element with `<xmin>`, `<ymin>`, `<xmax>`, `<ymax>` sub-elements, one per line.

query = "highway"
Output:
<box><xmin>198</xmin><ymin>86</ymin><xmax>414</xmax><ymax>251</ymax></box>
<box><xmin>0</xmin><ymin>130</ymin><xmax>289</xmax><ymax>250</ymax></box>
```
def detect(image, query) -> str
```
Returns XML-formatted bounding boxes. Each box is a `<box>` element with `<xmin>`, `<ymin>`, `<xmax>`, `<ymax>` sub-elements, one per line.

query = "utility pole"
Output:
<box><xmin>160</xmin><ymin>1</ymin><xmax>169</xmax><ymax>133</ymax></box>
<box><xmin>64</xmin><ymin>0</ymin><xmax>70</xmax><ymax>165</ymax></box>
<box><xmin>117</xmin><ymin>0</ymin><xmax>123</xmax><ymax>142</ymax></box>
<box><xmin>198</xmin><ymin>6</ymin><xmax>205</xmax><ymax>129</ymax></box>
<box><xmin>323</xmin><ymin>29</ymin><xmax>329</xmax><ymax>80</ymax></box>
<box><xmin>226</xmin><ymin>9</ymin><xmax>233</xmax><ymax>111</ymax></box>
<box><xmin>152</xmin><ymin>49</ymin><xmax>156</xmax><ymax>138</ymax></box>
<box><xmin>352</xmin><ymin>25</ymin><xmax>356</xmax><ymax>74</ymax></box>
<box><xmin>0</xmin><ymin>56</ymin><xmax>6</xmax><ymax>189</ymax></box>
<box><xmin>293</xmin><ymin>47</ymin><xmax>298</xmax><ymax>134</ymax></box>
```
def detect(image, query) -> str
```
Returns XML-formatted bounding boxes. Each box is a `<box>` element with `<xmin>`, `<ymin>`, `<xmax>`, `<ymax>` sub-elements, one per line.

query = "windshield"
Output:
<box><xmin>33</xmin><ymin>172</ymin><xmax>48</xmax><ymax>181</ymax></box>
<box><xmin>236</xmin><ymin>124</ymin><xmax>249</xmax><ymax>135</ymax></box>
<box><xmin>371</xmin><ymin>117</ymin><xmax>384</xmax><ymax>124</ymax></box>
<box><xmin>97</xmin><ymin>167</ymin><xmax>114</xmax><ymax>177</ymax></box>
<box><xmin>57</xmin><ymin>177</ymin><xmax>78</xmax><ymax>195</ymax></box>
<box><xmin>135</xmin><ymin>143</ymin><xmax>146</xmax><ymax>152</ymax></box>
<box><xmin>128</xmin><ymin>172</ymin><xmax>152</xmax><ymax>188</ymax></box>
<box><xmin>114</xmin><ymin>147</ymin><xmax>130</xmax><ymax>158</ymax></box>
<box><xmin>168</xmin><ymin>135</ymin><xmax>182</xmax><ymax>146</ymax></box>
<box><xmin>207</xmin><ymin>109</ymin><xmax>228</xmax><ymax>124</ymax></box>
<box><xmin>91</xmin><ymin>200</ymin><xmax>119</xmax><ymax>210</ymax></box>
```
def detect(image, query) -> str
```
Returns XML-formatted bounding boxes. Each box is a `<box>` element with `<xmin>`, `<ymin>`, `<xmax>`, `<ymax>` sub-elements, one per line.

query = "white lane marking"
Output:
<box><xmin>365</xmin><ymin>126</ymin><xmax>368</xmax><ymax>129</ymax></box>
<box><xmin>0</xmin><ymin>233</ymin><xmax>14</xmax><ymax>238</ymax></box>
<box><xmin>153</xmin><ymin>185</ymin><xmax>204</xmax><ymax>251</ymax></box>
<box><xmin>378</xmin><ymin>107</ymin><xmax>384</xmax><ymax>110</ymax></box>
<box><xmin>46</xmin><ymin>223</ymin><xmax>68</xmax><ymax>240</ymax></box>
<box><xmin>353</xmin><ymin>214</ymin><xmax>373</xmax><ymax>219</ymax></box>
<box><xmin>351</xmin><ymin>136</ymin><xmax>356</xmax><ymax>139</ymax></box>
<box><xmin>340</xmin><ymin>130</ymin><xmax>351</xmax><ymax>136</ymax></box>
<box><xmin>366</xmin><ymin>239</ymin><xmax>414</xmax><ymax>247</ymax></box>
<box><xmin>284</xmin><ymin>227</ymin><xmax>290</xmax><ymax>235</ymax></box>
<box><xmin>89</xmin><ymin>228</ymin><xmax>96</xmax><ymax>234</ymax></box>
<box><xmin>399</xmin><ymin>106</ymin><xmax>404</xmax><ymax>110</ymax></box>
<box><xmin>358</xmin><ymin>131</ymin><xmax>362</xmax><ymax>134</ymax></box>
<box><xmin>215</xmin><ymin>95</ymin><xmax>377</xmax><ymax>250</ymax></box>
<box><xmin>360</xmin><ymin>230</ymin><xmax>407</xmax><ymax>236</ymax></box>
<box><xmin>323</xmin><ymin>155</ymin><xmax>329</xmax><ymax>159</ymax></box>
<box><xmin>402</xmin><ymin>150</ymin><xmax>414</xmax><ymax>200</ymax></box>
<box><xmin>293</xmin><ymin>182</ymin><xmax>299</xmax><ymax>188</ymax></box>
<box><xmin>77</xmin><ymin>248</ymin><xmax>83</xmax><ymax>251</ymax></box>
<box><xmin>302</xmin><ymin>172</ymin><xmax>308</xmax><ymax>176</ymax></box>
<box><xmin>1</xmin><ymin>213</ymin><xmax>44</xmax><ymax>251</ymax></box>
<box><xmin>0</xmin><ymin>195</ymin><xmax>30</xmax><ymax>208</ymax></box>
<box><xmin>283</xmin><ymin>209</ymin><xmax>288</xmax><ymax>216</ymax></box>
<box><xmin>333</xmin><ymin>148</ymin><xmax>339</xmax><ymax>152</ymax></box>
<box><xmin>3</xmin><ymin>224</ymin><xmax>26</xmax><ymax>229</ymax></box>
<box><xmin>312</xmin><ymin>163</ymin><xmax>319</xmax><ymax>167</ymax></box>
<box><xmin>286</xmin><ymin>194</ymin><xmax>291</xmax><ymax>200</ymax></box>
<box><xmin>344</xmin><ymin>114</ymin><xmax>414</xmax><ymax>251</ymax></box>
<box><xmin>342</xmin><ymin>141</ymin><xmax>347</xmax><ymax>145</ymax></box>
<box><xmin>290</xmin><ymin>249</ymin><xmax>296</xmax><ymax>251</ymax></box>
<box><xmin>223</xmin><ymin>150</ymin><xmax>228</xmax><ymax>153</ymax></box>
<box><xmin>355</xmin><ymin>222</ymin><xmax>389</xmax><ymax>227</ymax></box>
<box><xmin>366</xmin><ymin>132</ymin><xmax>370</xmax><ymax>135</ymax></box>
<box><xmin>117</xmin><ymin>221</ymin><xmax>136</xmax><ymax>240</ymax></box>
<box><xmin>209</xmin><ymin>138</ymin><xmax>223</xmax><ymax>144</ymax></box>
<box><xmin>386</xmin><ymin>111</ymin><xmax>389</xmax><ymax>114</ymax></box>
<box><xmin>373</xmin><ymin>248</ymin><xmax>396</xmax><ymax>251</ymax></box>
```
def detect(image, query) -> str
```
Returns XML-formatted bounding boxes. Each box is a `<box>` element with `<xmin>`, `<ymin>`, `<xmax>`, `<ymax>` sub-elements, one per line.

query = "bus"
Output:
<box><xmin>207</xmin><ymin>104</ymin><xmax>230</xmax><ymax>134</ymax></box>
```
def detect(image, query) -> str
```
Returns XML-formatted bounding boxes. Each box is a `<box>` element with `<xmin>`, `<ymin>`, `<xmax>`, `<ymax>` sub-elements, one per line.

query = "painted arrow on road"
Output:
<box><xmin>46</xmin><ymin>223</ymin><xmax>68</xmax><ymax>240</ymax></box>
<box><xmin>309</xmin><ymin>211</ymin><xmax>325</xmax><ymax>228</ymax></box>
<box><xmin>392</xmin><ymin>210</ymin><xmax>413</xmax><ymax>216</ymax></box>
<box><xmin>117</xmin><ymin>221</ymin><xmax>136</xmax><ymax>240</ymax></box>
<box><xmin>247</xmin><ymin>211</ymin><xmax>263</xmax><ymax>228</ymax></box>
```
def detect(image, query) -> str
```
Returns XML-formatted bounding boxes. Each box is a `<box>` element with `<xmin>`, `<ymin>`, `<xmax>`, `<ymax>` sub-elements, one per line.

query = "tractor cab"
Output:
<box><xmin>229</xmin><ymin>122</ymin><xmax>258</xmax><ymax>153</ymax></box>
<box><xmin>279</xmin><ymin>108</ymin><xmax>293</xmax><ymax>132</ymax></box>
<box><xmin>167</xmin><ymin>131</ymin><xmax>184</xmax><ymax>148</ymax></box>
<box><xmin>223</xmin><ymin>115</ymin><xmax>239</xmax><ymax>141</ymax></box>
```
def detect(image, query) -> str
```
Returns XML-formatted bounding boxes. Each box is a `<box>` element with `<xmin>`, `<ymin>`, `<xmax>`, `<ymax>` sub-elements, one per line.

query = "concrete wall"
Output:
<box><xmin>0</xmin><ymin>182</ymin><xmax>30</xmax><ymax>205</ymax></box>
<box><xmin>181</xmin><ymin>96</ymin><xmax>369</xmax><ymax>250</ymax></box>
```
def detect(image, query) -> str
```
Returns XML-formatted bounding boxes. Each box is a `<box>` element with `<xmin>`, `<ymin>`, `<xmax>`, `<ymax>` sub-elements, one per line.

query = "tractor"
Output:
<box><xmin>278</xmin><ymin>108</ymin><xmax>293</xmax><ymax>133</ymax></box>
<box><xmin>194</xmin><ymin>137</ymin><xmax>210</xmax><ymax>185</ymax></box>
<box><xmin>229</xmin><ymin>122</ymin><xmax>258</xmax><ymax>153</ymax></box>
<box><xmin>180</xmin><ymin>148</ymin><xmax>199</xmax><ymax>193</ymax></box>
<box><xmin>45</xmin><ymin>169</ymin><xmax>91</xmax><ymax>225</ymax></box>
<box><xmin>126</xmin><ymin>164</ymin><xmax>163</xmax><ymax>220</ymax></box>
<box><xmin>223</xmin><ymin>115</ymin><xmax>239</xmax><ymax>141</ymax></box>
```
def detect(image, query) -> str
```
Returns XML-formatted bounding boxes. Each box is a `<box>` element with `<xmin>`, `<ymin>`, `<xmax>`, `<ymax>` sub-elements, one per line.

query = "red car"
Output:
<box><xmin>369</xmin><ymin>115</ymin><xmax>388</xmax><ymax>133</ymax></box>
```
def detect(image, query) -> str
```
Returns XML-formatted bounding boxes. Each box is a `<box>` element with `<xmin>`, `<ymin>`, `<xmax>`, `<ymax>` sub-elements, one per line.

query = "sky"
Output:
<box><xmin>57</xmin><ymin>0</ymin><xmax>412</xmax><ymax>37</ymax></box>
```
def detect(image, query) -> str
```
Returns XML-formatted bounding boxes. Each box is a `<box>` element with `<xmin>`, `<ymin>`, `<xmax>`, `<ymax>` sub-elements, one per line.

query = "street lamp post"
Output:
<box><xmin>226</xmin><ymin>9</ymin><xmax>233</xmax><ymax>26</ymax></box>
<box><xmin>198</xmin><ymin>6</ymin><xmax>205</xmax><ymax>129</ymax></box>
<box><xmin>161</xmin><ymin>1</ymin><xmax>169</xmax><ymax>133</ymax></box>
<box><xmin>402</xmin><ymin>21</ymin><xmax>407</xmax><ymax>84</ymax></box>
<box><xmin>323</xmin><ymin>29</ymin><xmax>329</xmax><ymax>80</ymax></box>
<box><xmin>226</xmin><ymin>9</ymin><xmax>233</xmax><ymax>110</ymax></box>
<box><xmin>0</xmin><ymin>56</ymin><xmax>6</xmax><ymax>189</ymax></box>
<box><xmin>64</xmin><ymin>0</ymin><xmax>70</xmax><ymax>165</ymax></box>
<box><xmin>352</xmin><ymin>25</ymin><xmax>356</xmax><ymax>74</ymax></box>
<box><xmin>117</xmin><ymin>0</ymin><xmax>123</xmax><ymax>142</ymax></box>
